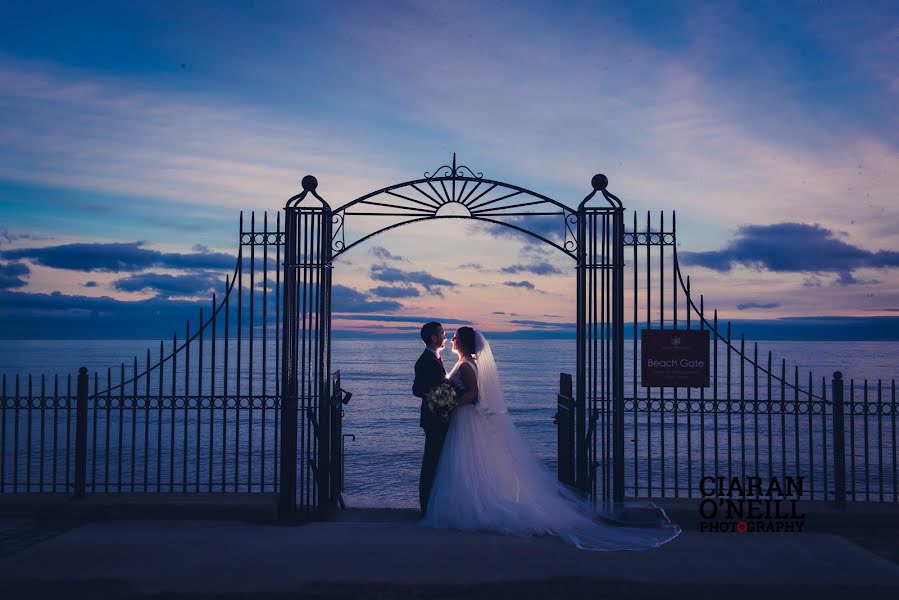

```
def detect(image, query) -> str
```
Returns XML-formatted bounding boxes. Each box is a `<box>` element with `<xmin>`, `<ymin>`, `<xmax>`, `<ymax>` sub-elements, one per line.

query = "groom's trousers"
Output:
<box><xmin>419</xmin><ymin>424</ymin><xmax>448</xmax><ymax>515</ymax></box>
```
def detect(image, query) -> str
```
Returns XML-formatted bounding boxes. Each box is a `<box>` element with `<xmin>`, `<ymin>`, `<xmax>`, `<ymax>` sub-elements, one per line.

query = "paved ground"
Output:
<box><xmin>1</xmin><ymin>505</ymin><xmax>899</xmax><ymax>599</ymax></box>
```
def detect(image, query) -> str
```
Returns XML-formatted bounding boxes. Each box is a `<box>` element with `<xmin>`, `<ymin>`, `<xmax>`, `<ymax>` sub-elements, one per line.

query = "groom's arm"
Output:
<box><xmin>413</xmin><ymin>357</ymin><xmax>445</xmax><ymax>398</ymax></box>
<box><xmin>412</xmin><ymin>356</ymin><xmax>428</xmax><ymax>398</ymax></box>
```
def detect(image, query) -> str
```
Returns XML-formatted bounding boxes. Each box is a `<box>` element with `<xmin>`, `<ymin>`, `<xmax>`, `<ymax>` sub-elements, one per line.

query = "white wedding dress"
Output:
<box><xmin>419</xmin><ymin>331</ymin><xmax>681</xmax><ymax>551</ymax></box>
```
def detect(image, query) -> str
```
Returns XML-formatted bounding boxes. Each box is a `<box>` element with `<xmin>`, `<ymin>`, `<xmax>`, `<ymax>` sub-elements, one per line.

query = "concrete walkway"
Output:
<box><xmin>1</xmin><ymin>510</ymin><xmax>899</xmax><ymax>598</ymax></box>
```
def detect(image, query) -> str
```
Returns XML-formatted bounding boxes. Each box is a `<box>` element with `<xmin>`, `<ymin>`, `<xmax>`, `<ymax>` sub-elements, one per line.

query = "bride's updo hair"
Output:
<box><xmin>456</xmin><ymin>326</ymin><xmax>477</xmax><ymax>356</ymax></box>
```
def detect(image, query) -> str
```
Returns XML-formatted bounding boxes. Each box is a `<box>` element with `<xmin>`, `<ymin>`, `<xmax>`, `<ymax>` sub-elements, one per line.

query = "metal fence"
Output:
<box><xmin>1</xmin><ymin>212</ymin><xmax>284</xmax><ymax>495</ymax></box>
<box><xmin>1</xmin><ymin>205</ymin><xmax>896</xmax><ymax>505</ymax></box>
<box><xmin>614</xmin><ymin>211</ymin><xmax>897</xmax><ymax>503</ymax></box>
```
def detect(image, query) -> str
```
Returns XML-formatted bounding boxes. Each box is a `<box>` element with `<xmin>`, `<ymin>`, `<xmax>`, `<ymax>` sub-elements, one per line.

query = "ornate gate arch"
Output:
<box><xmin>278</xmin><ymin>156</ymin><xmax>625</xmax><ymax>520</ymax></box>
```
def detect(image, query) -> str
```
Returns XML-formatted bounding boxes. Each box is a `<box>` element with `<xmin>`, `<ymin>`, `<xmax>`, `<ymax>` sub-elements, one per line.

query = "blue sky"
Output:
<box><xmin>0</xmin><ymin>1</ymin><xmax>897</xmax><ymax>338</ymax></box>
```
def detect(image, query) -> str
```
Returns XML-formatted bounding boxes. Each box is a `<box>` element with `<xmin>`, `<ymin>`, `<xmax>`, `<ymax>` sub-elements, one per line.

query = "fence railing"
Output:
<box><xmin>617</xmin><ymin>367</ymin><xmax>897</xmax><ymax>503</ymax></box>
<box><xmin>612</xmin><ymin>211</ymin><xmax>897</xmax><ymax>503</ymax></box>
<box><xmin>1</xmin><ymin>367</ymin><xmax>282</xmax><ymax>495</ymax></box>
<box><xmin>1</xmin><ymin>211</ymin><xmax>284</xmax><ymax>496</ymax></box>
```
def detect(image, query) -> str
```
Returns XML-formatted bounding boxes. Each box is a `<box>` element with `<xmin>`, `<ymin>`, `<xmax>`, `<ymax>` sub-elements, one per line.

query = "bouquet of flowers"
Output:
<box><xmin>426</xmin><ymin>383</ymin><xmax>457</xmax><ymax>420</ymax></box>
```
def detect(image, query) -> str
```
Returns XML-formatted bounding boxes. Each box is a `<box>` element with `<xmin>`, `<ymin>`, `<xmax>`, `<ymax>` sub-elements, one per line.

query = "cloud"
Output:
<box><xmin>334</xmin><ymin>325</ymin><xmax>421</xmax><ymax>334</ymax></box>
<box><xmin>333</xmin><ymin>314</ymin><xmax>468</xmax><ymax>325</ymax></box>
<box><xmin>0</xmin><ymin>262</ymin><xmax>29</xmax><ymax>289</ymax></box>
<box><xmin>802</xmin><ymin>276</ymin><xmax>824</xmax><ymax>288</ymax></box>
<box><xmin>483</xmin><ymin>215</ymin><xmax>568</xmax><ymax>247</ymax></box>
<box><xmin>501</xmin><ymin>262</ymin><xmax>563</xmax><ymax>275</ymax></box>
<box><xmin>679</xmin><ymin>223</ymin><xmax>899</xmax><ymax>283</ymax></box>
<box><xmin>335</xmin><ymin>1</ymin><xmax>899</xmax><ymax>256</ymax></box>
<box><xmin>113</xmin><ymin>271</ymin><xmax>222</xmax><ymax>298</ymax></box>
<box><xmin>370</xmin><ymin>264</ymin><xmax>454</xmax><ymax>292</ymax></box>
<box><xmin>0</xmin><ymin>227</ymin><xmax>51</xmax><ymax>247</ymax></box>
<box><xmin>1</xmin><ymin>4</ymin><xmax>896</xmax><ymax>325</ymax></box>
<box><xmin>0</xmin><ymin>289</ymin><xmax>211</xmax><ymax>339</ymax></box>
<box><xmin>368</xmin><ymin>285</ymin><xmax>420</xmax><ymax>298</ymax></box>
<box><xmin>736</xmin><ymin>302</ymin><xmax>782</xmax><ymax>310</ymax></box>
<box><xmin>520</xmin><ymin>244</ymin><xmax>553</xmax><ymax>260</ymax></box>
<box><xmin>4</xmin><ymin>285</ymin><xmax>897</xmax><ymax>340</ymax></box>
<box><xmin>492</xmin><ymin>311</ymin><xmax>505</xmax><ymax>315</ymax></box>
<box><xmin>0</xmin><ymin>282</ymin><xmax>399</xmax><ymax>339</ymax></box>
<box><xmin>1</xmin><ymin>241</ymin><xmax>234</xmax><ymax>273</ymax></box>
<box><xmin>0</xmin><ymin>57</ymin><xmax>407</xmax><ymax>215</ymax></box>
<box><xmin>834</xmin><ymin>271</ymin><xmax>881</xmax><ymax>286</ymax></box>
<box><xmin>370</xmin><ymin>246</ymin><xmax>406</xmax><ymax>262</ymax></box>
<box><xmin>504</xmin><ymin>280</ymin><xmax>535</xmax><ymax>290</ymax></box>
<box><xmin>332</xmin><ymin>284</ymin><xmax>402</xmax><ymax>313</ymax></box>
<box><xmin>508</xmin><ymin>319</ymin><xmax>575</xmax><ymax>329</ymax></box>
<box><xmin>459</xmin><ymin>263</ymin><xmax>482</xmax><ymax>270</ymax></box>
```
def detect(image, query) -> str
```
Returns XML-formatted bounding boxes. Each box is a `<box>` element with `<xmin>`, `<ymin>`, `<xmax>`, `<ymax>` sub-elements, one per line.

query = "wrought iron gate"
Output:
<box><xmin>6</xmin><ymin>157</ymin><xmax>892</xmax><ymax>518</ymax></box>
<box><xmin>277</xmin><ymin>158</ymin><xmax>621</xmax><ymax>516</ymax></box>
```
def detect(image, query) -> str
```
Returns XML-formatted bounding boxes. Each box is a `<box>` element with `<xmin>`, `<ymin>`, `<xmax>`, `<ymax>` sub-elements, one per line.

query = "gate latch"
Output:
<box><xmin>332</xmin><ymin>387</ymin><xmax>353</xmax><ymax>407</ymax></box>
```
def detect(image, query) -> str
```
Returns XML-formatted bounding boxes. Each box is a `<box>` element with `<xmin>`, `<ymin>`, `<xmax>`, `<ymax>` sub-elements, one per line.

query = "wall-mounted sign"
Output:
<box><xmin>641</xmin><ymin>329</ymin><xmax>710</xmax><ymax>388</ymax></box>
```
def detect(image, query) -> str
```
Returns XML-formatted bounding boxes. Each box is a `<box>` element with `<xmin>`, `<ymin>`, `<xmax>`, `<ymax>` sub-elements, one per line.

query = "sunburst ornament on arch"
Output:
<box><xmin>329</xmin><ymin>153</ymin><xmax>581</xmax><ymax>259</ymax></box>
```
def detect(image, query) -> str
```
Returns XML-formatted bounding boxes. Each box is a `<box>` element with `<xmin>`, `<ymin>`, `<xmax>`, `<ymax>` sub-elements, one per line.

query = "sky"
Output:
<box><xmin>0</xmin><ymin>0</ymin><xmax>897</xmax><ymax>339</ymax></box>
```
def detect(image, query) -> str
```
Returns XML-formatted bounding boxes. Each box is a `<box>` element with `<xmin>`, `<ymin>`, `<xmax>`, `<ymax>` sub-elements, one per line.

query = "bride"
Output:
<box><xmin>419</xmin><ymin>326</ymin><xmax>681</xmax><ymax>551</ymax></box>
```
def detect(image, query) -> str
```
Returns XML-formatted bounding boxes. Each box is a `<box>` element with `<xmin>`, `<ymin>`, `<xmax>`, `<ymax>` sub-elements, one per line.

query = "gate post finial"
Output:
<box><xmin>287</xmin><ymin>175</ymin><xmax>330</xmax><ymax>209</ymax></box>
<box><xmin>580</xmin><ymin>173</ymin><xmax>623</xmax><ymax>209</ymax></box>
<box><xmin>301</xmin><ymin>175</ymin><xmax>318</xmax><ymax>192</ymax></box>
<box><xmin>591</xmin><ymin>174</ymin><xmax>609</xmax><ymax>191</ymax></box>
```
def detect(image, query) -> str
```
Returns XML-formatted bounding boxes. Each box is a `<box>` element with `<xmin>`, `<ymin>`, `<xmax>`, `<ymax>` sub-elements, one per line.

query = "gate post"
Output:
<box><xmin>611</xmin><ymin>202</ymin><xmax>626</xmax><ymax>507</ymax></box>
<box><xmin>832</xmin><ymin>371</ymin><xmax>847</xmax><ymax>510</ymax></box>
<box><xmin>575</xmin><ymin>203</ymin><xmax>588</xmax><ymax>493</ymax></box>
<box><xmin>576</xmin><ymin>174</ymin><xmax>626</xmax><ymax>505</ymax></box>
<box><xmin>278</xmin><ymin>203</ymin><xmax>299</xmax><ymax>520</ymax></box>
<box><xmin>317</xmin><ymin>204</ymin><xmax>336</xmax><ymax>520</ymax></box>
<box><xmin>279</xmin><ymin>175</ymin><xmax>334</xmax><ymax>521</ymax></box>
<box><xmin>555</xmin><ymin>373</ymin><xmax>575</xmax><ymax>486</ymax></box>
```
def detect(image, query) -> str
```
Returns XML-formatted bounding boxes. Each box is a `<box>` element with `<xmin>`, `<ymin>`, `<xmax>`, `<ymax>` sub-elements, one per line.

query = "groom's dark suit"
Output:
<box><xmin>412</xmin><ymin>348</ymin><xmax>448</xmax><ymax>515</ymax></box>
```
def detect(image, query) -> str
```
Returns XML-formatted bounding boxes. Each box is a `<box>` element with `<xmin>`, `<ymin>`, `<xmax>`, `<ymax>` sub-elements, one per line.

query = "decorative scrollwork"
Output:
<box><xmin>424</xmin><ymin>153</ymin><xmax>483</xmax><ymax>179</ymax></box>
<box><xmin>455</xmin><ymin>164</ymin><xmax>483</xmax><ymax>179</ymax></box>
<box><xmin>331</xmin><ymin>213</ymin><xmax>345</xmax><ymax>253</ymax></box>
<box><xmin>424</xmin><ymin>165</ymin><xmax>453</xmax><ymax>178</ymax></box>
<box><xmin>564</xmin><ymin>212</ymin><xmax>578</xmax><ymax>253</ymax></box>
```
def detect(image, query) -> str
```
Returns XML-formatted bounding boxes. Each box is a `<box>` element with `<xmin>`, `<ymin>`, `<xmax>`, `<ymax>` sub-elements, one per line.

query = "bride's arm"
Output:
<box><xmin>455</xmin><ymin>362</ymin><xmax>479</xmax><ymax>406</ymax></box>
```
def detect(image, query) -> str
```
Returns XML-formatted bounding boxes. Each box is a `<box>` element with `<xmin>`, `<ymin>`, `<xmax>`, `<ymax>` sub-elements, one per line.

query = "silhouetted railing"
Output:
<box><xmin>1</xmin><ymin>212</ymin><xmax>283</xmax><ymax>495</ymax></box>
<box><xmin>614</xmin><ymin>212</ymin><xmax>897</xmax><ymax>502</ymax></box>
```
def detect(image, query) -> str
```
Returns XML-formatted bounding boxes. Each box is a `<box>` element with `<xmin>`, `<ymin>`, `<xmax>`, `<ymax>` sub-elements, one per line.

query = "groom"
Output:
<box><xmin>412</xmin><ymin>321</ymin><xmax>448</xmax><ymax>516</ymax></box>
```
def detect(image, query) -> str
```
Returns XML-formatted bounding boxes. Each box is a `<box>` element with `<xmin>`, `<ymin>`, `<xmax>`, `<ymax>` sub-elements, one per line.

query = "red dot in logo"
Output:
<box><xmin>736</xmin><ymin>521</ymin><xmax>748</xmax><ymax>533</ymax></box>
